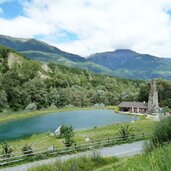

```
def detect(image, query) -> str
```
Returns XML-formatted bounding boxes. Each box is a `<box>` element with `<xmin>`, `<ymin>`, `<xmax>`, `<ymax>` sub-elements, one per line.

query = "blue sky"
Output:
<box><xmin>0</xmin><ymin>0</ymin><xmax>23</xmax><ymax>19</ymax></box>
<box><xmin>0</xmin><ymin>0</ymin><xmax>171</xmax><ymax>57</ymax></box>
<box><xmin>0</xmin><ymin>0</ymin><xmax>79</xmax><ymax>44</ymax></box>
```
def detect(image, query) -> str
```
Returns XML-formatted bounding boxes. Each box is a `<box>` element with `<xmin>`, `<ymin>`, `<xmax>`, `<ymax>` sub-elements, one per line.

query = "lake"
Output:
<box><xmin>0</xmin><ymin>110</ymin><xmax>138</xmax><ymax>140</ymax></box>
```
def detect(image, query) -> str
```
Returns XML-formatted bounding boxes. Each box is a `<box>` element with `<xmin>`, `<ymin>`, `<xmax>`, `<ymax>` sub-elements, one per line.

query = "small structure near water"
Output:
<box><xmin>118</xmin><ymin>101</ymin><xmax>148</xmax><ymax>113</ymax></box>
<box><xmin>118</xmin><ymin>80</ymin><xmax>160</xmax><ymax>115</ymax></box>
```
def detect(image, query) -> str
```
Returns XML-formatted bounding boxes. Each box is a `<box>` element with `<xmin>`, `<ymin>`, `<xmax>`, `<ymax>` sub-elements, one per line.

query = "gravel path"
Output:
<box><xmin>1</xmin><ymin>141</ymin><xmax>144</xmax><ymax>171</ymax></box>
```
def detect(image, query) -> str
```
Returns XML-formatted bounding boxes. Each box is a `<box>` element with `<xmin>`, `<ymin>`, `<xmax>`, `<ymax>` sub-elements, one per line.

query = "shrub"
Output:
<box><xmin>25</xmin><ymin>103</ymin><xmax>37</xmax><ymax>111</ymax></box>
<box><xmin>118</xmin><ymin>124</ymin><xmax>134</xmax><ymax>141</ymax></box>
<box><xmin>151</xmin><ymin>116</ymin><xmax>171</xmax><ymax>147</ymax></box>
<box><xmin>91</xmin><ymin>150</ymin><xmax>101</xmax><ymax>162</ymax></box>
<box><xmin>93</xmin><ymin>103</ymin><xmax>105</xmax><ymax>109</ymax></box>
<box><xmin>61</xmin><ymin>125</ymin><xmax>75</xmax><ymax>147</ymax></box>
<box><xmin>143</xmin><ymin>141</ymin><xmax>155</xmax><ymax>154</ymax></box>
<box><xmin>50</xmin><ymin>103</ymin><xmax>57</xmax><ymax>109</ymax></box>
<box><xmin>22</xmin><ymin>144</ymin><xmax>33</xmax><ymax>156</ymax></box>
<box><xmin>106</xmin><ymin>106</ymin><xmax>119</xmax><ymax>113</ymax></box>
<box><xmin>1</xmin><ymin>142</ymin><xmax>13</xmax><ymax>158</ymax></box>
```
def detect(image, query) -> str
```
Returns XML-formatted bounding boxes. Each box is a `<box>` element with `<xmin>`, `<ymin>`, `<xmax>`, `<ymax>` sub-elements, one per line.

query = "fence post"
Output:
<box><xmin>132</xmin><ymin>134</ymin><xmax>134</xmax><ymax>140</ymax></box>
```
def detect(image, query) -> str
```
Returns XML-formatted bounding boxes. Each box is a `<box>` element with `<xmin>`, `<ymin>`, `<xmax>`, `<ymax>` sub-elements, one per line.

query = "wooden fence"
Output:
<box><xmin>0</xmin><ymin>131</ymin><xmax>152</xmax><ymax>166</ymax></box>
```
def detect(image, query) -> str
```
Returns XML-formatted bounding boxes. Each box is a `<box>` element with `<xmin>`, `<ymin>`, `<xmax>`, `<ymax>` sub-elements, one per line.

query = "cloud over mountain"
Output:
<box><xmin>0</xmin><ymin>0</ymin><xmax>171</xmax><ymax>57</ymax></box>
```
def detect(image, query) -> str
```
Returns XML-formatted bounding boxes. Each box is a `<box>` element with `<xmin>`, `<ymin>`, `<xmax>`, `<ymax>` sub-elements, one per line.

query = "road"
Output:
<box><xmin>1</xmin><ymin>141</ymin><xmax>144</xmax><ymax>171</ymax></box>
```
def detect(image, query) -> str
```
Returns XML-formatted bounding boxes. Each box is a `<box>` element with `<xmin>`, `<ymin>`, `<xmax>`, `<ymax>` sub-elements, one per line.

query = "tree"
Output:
<box><xmin>61</xmin><ymin>125</ymin><xmax>74</xmax><ymax>147</ymax></box>
<box><xmin>1</xmin><ymin>142</ymin><xmax>13</xmax><ymax>158</ymax></box>
<box><xmin>23</xmin><ymin>78</ymin><xmax>48</xmax><ymax>109</ymax></box>
<box><xmin>25</xmin><ymin>103</ymin><xmax>37</xmax><ymax>111</ymax></box>
<box><xmin>47</xmin><ymin>87</ymin><xmax>60</xmax><ymax>107</ymax></box>
<box><xmin>0</xmin><ymin>90</ymin><xmax>7</xmax><ymax>111</ymax></box>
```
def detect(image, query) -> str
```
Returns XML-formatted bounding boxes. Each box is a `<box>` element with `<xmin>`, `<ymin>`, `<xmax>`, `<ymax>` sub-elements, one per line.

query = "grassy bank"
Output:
<box><xmin>0</xmin><ymin>106</ymin><xmax>144</xmax><ymax>124</ymax></box>
<box><xmin>29</xmin><ymin>153</ymin><xmax>118</xmax><ymax>171</ymax></box>
<box><xmin>96</xmin><ymin>143</ymin><xmax>171</xmax><ymax>171</ymax></box>
<box><xmin>0</xmin><ymin>107</ymin><xmax>98</xmax><ymax>123</ymax></box>
<box><xmin>29</xmin><ymin>143</ymin><xmax>171</xmax><ymax>171</ymax></box>
<box><xmin>3</xmin><ymin>119</ymin><xmax>155</xmax><ymax>153</ymax></box>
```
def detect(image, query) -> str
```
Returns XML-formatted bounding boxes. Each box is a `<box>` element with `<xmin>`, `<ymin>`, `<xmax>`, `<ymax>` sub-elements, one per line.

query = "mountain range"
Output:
<box><xmin>0</xmin><ymin>34</ymin><xmax>171</xmax><ymax>80</ymax></box>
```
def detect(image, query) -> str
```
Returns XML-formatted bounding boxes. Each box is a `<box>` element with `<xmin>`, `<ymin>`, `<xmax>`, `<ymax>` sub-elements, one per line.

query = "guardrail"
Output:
<box><xmin>0</xmin><ymin>131</ymin><xmax>152</xmax><ymax>166</ymax></box>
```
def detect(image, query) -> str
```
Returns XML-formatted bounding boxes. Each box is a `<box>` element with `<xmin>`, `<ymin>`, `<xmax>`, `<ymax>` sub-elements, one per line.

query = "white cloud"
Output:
<box><xmin>0</xmin><ymin>16</ymin><xmax>55</xmax><ymax>37</ymax></box>
<box><xmin>0</xmin><ymin>0</ymin><xmax>171</xmax><ymax>57</ymax></box>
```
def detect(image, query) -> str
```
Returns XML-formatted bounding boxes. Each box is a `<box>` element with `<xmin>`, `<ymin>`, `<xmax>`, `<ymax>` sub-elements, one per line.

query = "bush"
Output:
<box><xmin>22</xmin><ymin>144</ymin><xmax>33</xmax><ymax>156</ymax></box>
<box><xmin>25</xmin><ymin>103</ymin><xmax>37</xmax><ymax>111</ymax></box>
<box><xmin>61</xmin><ymin>125</ymin><xmax>75</xmax><ymax>147</ymax></box>
<box><xmin>106</xmin><ymin>106</ymin><xmax>119</xmax><ymax>113</ymax></box>
<box><xmin>1</xmin><ymin>142</ymin><xmax>13</xmax><ymax>158</ymax></box>
<box><xmin>118</xmin><ymin>124</ymin><xmax>134</xmax><ymax>141</ymax></box>
<box><xmin>151</xmin><ymin>116</ymin><xmax>171</xmax><ymax>147</ymax></box>
<box><xmin>143</xmin><ymin>141</ymin><xmax>155</xmax><ymax>154</ymax></box>
<box><xmin>93</xmin><ymin>103</ymin><xmax>105</xmax><ymax>109</ymax></box>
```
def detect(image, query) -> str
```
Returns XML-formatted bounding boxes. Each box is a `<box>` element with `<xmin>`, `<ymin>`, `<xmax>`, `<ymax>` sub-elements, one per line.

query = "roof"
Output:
<box><xmin>118</xmin><ymin>102</ymin><xmax>148</xmax><ymax>109</ymax></box>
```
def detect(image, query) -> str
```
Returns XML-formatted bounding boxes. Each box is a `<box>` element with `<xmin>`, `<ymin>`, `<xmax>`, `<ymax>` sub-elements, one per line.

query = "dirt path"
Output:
<box><xmin>1</xmin><ymin>141</ymin><xmax>144</xmax><ymax>171</ymax></box>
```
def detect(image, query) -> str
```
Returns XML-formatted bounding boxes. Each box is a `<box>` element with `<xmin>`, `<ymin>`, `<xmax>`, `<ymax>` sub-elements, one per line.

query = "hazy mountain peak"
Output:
<box><xmin>0</xmin><ymin>34</ymin><xmax>28</xmax><ymax>42</ymax></box>
<box><xmin>114</xmin><ymin>49</ymin><xmax>139</xmax><ymax>55</ymax></box>
<box><xmin>0</xmin><ymin>34</ymin><xmax>171</xmax><ymax>80</ymax></box>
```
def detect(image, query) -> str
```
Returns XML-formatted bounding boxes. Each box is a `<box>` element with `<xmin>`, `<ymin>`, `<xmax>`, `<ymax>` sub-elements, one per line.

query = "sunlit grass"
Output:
<box><xmin>2</xmin><ymin>120</ymin><xmax>155</xmax><ymax>153</ymax></box>
<box><xmin>96</xmin><ymin>143</ymin><xmax>171</xmax><ymax>171</ymax></box>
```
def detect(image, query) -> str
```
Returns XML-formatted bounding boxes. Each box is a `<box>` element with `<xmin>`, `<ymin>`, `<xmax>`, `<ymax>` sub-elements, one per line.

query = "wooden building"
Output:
<box><xmin>118</xmin><ymin>101</ymin><xmax>148</xmax><ymax>113</ymax></box>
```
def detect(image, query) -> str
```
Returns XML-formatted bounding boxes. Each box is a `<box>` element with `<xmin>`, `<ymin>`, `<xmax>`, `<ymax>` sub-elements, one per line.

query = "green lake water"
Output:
<box><xmin>0</xmin><ymin>110</ymin><xmax>138</xmax><ymax>140</ymax></box>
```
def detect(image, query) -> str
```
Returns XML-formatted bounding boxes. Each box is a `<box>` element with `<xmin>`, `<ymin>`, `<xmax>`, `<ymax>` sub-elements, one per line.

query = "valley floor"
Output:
<box><xmin>1</xmin><ymin>141</ymin><xmax>145</xmax><ymax>171</ymax></box>
<box><xmin>2</xmin><ymin>120</ymin><xmax>155</xmax><ymax>152</ymax></box>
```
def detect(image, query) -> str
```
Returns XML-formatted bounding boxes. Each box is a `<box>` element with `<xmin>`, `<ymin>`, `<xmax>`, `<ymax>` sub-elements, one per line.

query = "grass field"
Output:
<box><xmin>95</xmin><ymin>143</ymin><xmax>171</xmax><ymax>171</ymax></box>
<box><xmin>2</xmin><ymin>119</ymin><xmax>155</xmax><ymax>153</ymax></box>
<box><xmin>28</xmin><ymin>153</ymin><xmax>118</xmax><ymax>171</ymax></box>
<box><xmin>28</xmin><ymin>138</ymin><xmax>171</xmax><ymax>171</ymax></box>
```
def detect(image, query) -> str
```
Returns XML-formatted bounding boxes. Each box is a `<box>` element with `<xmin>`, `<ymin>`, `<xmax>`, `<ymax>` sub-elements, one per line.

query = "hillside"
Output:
<box><xmin>88</xmin><ymin>49</ymin><xmax>171</xmax><ymax>79</ymax></box>
<box><xmin>0</xmin><ymin>35</ymin><xmax>171</xmax><ymax>80</ymax></box>
<box><xmin>0</xmin><ymin>46</ymin><xmax>145</xmax><ymax>112</ymax></box>
<box><xmin>0</xmin><ymin>35</ymin><xmax>85</xmax><ymax>62</ymax></box>
<box><xmin>0</xmin><ymin>35</ymin><xmax>114</xmax><ymax>76</ymax></box>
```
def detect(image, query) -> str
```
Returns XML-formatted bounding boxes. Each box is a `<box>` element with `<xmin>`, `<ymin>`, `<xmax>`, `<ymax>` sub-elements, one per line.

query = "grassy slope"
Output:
<box><xmin>3</xmin><ymin>119</ymin><xmax>155</xmax><ymax>152</ymax></box>
<box><xmin>96</xmin><ymin>143</ymin><xmax>171</xmax><ymax>171</ymax></box>
<box><xmin>21</xmin><ymin>50</ymin><xmax>116</xmax><ymax>75</ymax></box>
<box><xmin>29</xmin><ymin>155</ymin><xmax>118</xmax><ymax>171</ymax></box>
<box><xmin>29</xmin><ymin>143</ymin><xmax>171</xmax><ymax>171</ymax></box>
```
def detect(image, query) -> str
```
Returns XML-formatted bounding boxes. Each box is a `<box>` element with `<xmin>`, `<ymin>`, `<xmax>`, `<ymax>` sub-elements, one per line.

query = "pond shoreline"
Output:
<box><xmin>0</xmin><ymin>109</ymin><xmax>139</xmax><ymax>141</ymax></box>
<box><xmin>0</xmin><ymin>107</ymin><xmax>100</xmax><ymax>123</ymax></box>
<box><xmin>0</xmin><ymin>107</ymin><xmax>142</xmax><ymax>124</ymax></box>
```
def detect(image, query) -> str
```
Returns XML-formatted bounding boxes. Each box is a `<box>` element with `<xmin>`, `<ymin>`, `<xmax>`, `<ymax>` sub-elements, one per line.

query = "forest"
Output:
<box><xmin>0</xmin><ymin>46</ymin><xmax>171</xmax><ymax>112</ymax></box>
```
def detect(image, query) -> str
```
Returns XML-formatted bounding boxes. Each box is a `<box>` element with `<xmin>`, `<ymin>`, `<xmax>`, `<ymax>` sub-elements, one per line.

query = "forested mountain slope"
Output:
<box><xmin>0</xmin><ymin>46</ymin><xmax>171</xmax><ymax>112</ymax></box>
<box><xmin>0</xmin><ymin>46</ymin><xmax>144</xmax><ymax>112</ymax></box>
<box><xmin>1</xmin><ymin>35</ymin><xmax>171</xmax><ymax>80</ymax></box>
<box><xmin>0</xmin><ymin>35</ymin><xmax>114</xmax><ymax>76</ymax></box>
